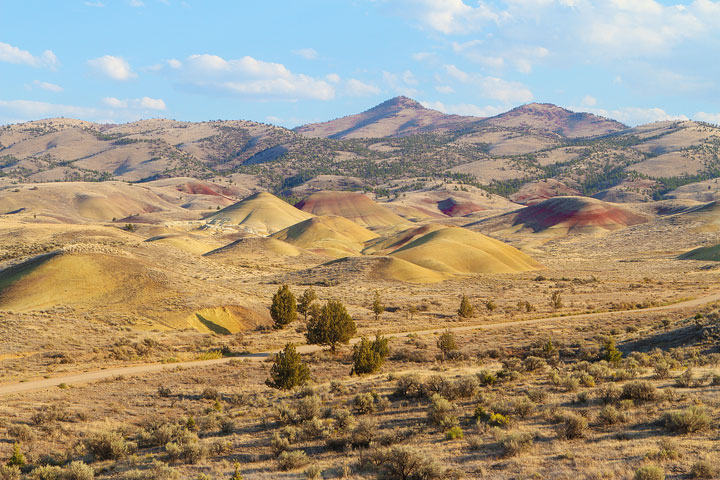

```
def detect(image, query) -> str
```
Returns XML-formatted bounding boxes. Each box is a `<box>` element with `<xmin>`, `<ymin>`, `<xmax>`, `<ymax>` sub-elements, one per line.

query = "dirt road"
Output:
<box><xmin>2</xmin><ymin>291</ymin><xmax>718</xmax><ymax>396</ymax></box>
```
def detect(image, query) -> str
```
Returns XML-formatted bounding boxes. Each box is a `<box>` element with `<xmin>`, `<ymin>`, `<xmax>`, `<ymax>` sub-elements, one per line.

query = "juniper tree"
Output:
<box><xmin>266</xmin><ymin>343</ymin><xmax>310</xmax><ymax>390</ymax></box>
<box><xmin>306</xmin><ymin>299</ymin><xmax>357</xmax><ymax>353</ymax></box>
<box><xmin>457</xmin><ymin>294</ymin><xmax>474</xmax><ymax>319</ymax></box>
<box><xmin>297</xmin><ymin>287</ymin><xmax>317</xmax><ymax>323</ymax></box>
<box><xmin>352</xmin><ymin>334</ymin><xmax>390</xmax><ymax>375</ymax></box>
<box><xmin>372</xmin><ymin>291</ymin><xmax>385</xmax><ymax>322</ymax></box>
<box><xmin>270</xmin><ymin>284</ymin><xmax>297</xmax><ymax>329</ymax></box>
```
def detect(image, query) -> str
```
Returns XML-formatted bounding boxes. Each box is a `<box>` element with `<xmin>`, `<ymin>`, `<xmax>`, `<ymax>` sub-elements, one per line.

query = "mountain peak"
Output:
<box><xmin>369</xmin><ymin>96</ymin><xmax>426</xmax><ymax>111</ymax></box>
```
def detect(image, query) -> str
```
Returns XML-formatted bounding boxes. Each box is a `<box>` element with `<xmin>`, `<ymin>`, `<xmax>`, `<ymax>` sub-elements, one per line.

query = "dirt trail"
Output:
<box><xmin>2</xmin><ymin>292</ymin><xmax>718</xmax><ymax>396</ymax></box>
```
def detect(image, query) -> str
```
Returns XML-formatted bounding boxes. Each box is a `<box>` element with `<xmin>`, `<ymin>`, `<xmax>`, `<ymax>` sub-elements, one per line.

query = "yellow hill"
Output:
<box><xmin>295</xmin><ymin>191</ymin><xmax>409</xmax><ymax>229</ymax></box>
<box><xmin>272</xmin><ymin>215</ymin><xmax>379</xmax><ymax>257</ymax></box>
<box><xmin>0</xmin><ymin>250</ymin><xmax>177</xmax><ymax>312</ymax></box>
<box><xmin>144</xmin><ymin>233</ymin><xmax>224</xmax><ymax>255</ymax></box>
<box><xmin>389</xmin><ymin>225</ymin><xmax>542</xmax><ymax>274</ymax></box>
<box><xmin>206</xmin><ymin>191</ymin><xmax>313</xmax><ymax>235</ymax></box>
<box><xmin>363</xmin><ymin>223</ymin><xmax>447</xmax><ymax>255</ymax></box>
<box><xmin>289</xmin><ymin>255</ymin><xmax>448</xmax><ymax>284</ymax></box>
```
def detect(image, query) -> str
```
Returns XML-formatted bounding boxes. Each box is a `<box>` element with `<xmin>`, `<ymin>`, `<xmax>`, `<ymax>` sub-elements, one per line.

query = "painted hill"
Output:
<box><xmin>206</xmin><ymin>191</ymin><xmax>314</xmax><ymax>235</ymax></box>
<box><xmin>484</xmin><ymin>103</ymin><xmax>627</xmax><ymax>138</ymax></box>
<box><xmin>295</xmin><ymin>191</ymin><xmax>409</xmax><ymax>229</ymax></box>
<box><xmin>286</xmin><ymin>255</ymin><xmax>449</xmax><ymax>284</ymax></box>
<box><xmin>272</xmin><ymin>215</ymin><xmax>379</xmax><ymax>258</ymax></box>
<box><xmin>294</xmin><ymin>96</ymin><xmax>480</xmax><ymax>139</ymax></box>
<box><xmin>481</xmin><ymin>196</ymin><xmax>648</xmax><ymax>235</ymax></box>
<box><xmin>204</xmin><ymin>236</ymin><xmax>311</xmax><ymax>259</ymax></box>
<box><xmin>388</xmin><ymin>225</ymin><xmax>542</xmax><ymax>274</ymax></box>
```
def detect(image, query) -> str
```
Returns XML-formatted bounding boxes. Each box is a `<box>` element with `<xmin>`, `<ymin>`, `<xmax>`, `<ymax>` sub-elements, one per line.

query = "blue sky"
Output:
<box><xmin>1</xmin><ymin>0</ymin><xmax>719</xmax><ymax>127</ymax></box>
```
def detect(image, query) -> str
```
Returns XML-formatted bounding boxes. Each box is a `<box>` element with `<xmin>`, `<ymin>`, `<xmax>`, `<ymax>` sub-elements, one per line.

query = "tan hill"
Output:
<box><xmin>388</xmin><ymin>225</ymin><xmax>542</xmax><ymax>274</ymax></box>
<box><xmin>206</xmin><ymin>191</ymin><xmax>314</xmax><ymax>235</ymax></box>
<box><xmin>144</xmin><ymin>233</ymin><xmax>224</xmax><ymax>255</ymax></box>
<box><xmin>0</xmin><ymin>181</ymin><xmax>192</xmax><ymax>223</ymax></box>
<box><xmin>509</xmin><ymin>179</ymin><xmax>581</xmax><ymax>205</ymax></box>
<box><xmin>678</xmin><ymin>243</ymin><xmax>720</xmax><ymax>261</ymax></box>
<box><xmin>205</xmin><ymin>236</ymin><xmax>309</xmax><ymax>259</ymax></box>
<box><xmin>272</xmin><ymin>215</ymin><xmax>379</xmax><ymax>258</ymax></box>
<box><xmin>484</xmin><ymin>103</ymin><xmax>627</xmax><ymax>138</ymax></box>
<box><xmin>294</xmin><ymin>96</ymin><xmax>480</xmax><ymax>139</ymax></box>
<box><xmin>475</xmin><ymin>196</ymin><xmax>648</xmax><ymax>236</ymax></box>
<box><xmin>363</xmin><ymin>224</ymin><xmax>447</xmax><ymax>255</ymax></box>
<box><xmin>384</xmin><ymin>187</ymin><xmax>519</xmax><ymax>221</ymax></box>
<box><xmin>295</xmin><ymin>191</ymin><xmax>409</xmax><ymax>229</ymax></box>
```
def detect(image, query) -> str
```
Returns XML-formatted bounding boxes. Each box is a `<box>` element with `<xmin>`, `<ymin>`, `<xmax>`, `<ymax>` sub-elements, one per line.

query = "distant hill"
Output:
<box><xmin>294</xmin><ymin>96</ymin><xmax>480</xmax><ymax>139</ymax></box>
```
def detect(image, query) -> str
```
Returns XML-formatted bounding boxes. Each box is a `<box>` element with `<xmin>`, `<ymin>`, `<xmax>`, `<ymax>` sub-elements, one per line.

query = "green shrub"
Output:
<box><xmin>445</xmin><ymin>426</ymin><xmax>463</xmax><ymax>440</ymax></box>
<box><xmin>29</xmin><ymin>465</ymin><xmax>63</xmax><ymax>480</ymax></box>
<box><xmin>394</xmin><ymin>374</ymin><xmax>424</xmax><ymax>398</ymax></box>
<box><xmin>674</xmin><ymin>368</ymin><xmax>694</xmax><ymax>388</ymax></box>
<box><xmin>663</xmin><ymin>406</ymin><xmax>710</xmax><ymax>434</ymax></box>
<box><xmin>598</xmin><ymin>405</ymin><xmax>629</xmax><ymax>425</ymax></box>
<box><xmin>306</xmin><ymin>299</ymin><xmax>357</xmax><ymax>352</ymax></box>
<box><xmin>488</xmin><ymin>413</ymin><xmax>510</xmax><ymax>428</ymax></box>
<box><xmin>602</xmin><ymin>338</ymin><xmax>622</xmax><ymax>365</ymax></box>
<box><xmin>304</xmin><ymin>464</ymin><xmax>322</xmax><ymax>480</ymax></box>
<box><xmin>437</xmin><ymin>330</ymin><xmax>458</xmax><ymax>359</ymax></box>
<box><xmin>513</xmin><ymin>396</ymin><xmax>535</xmax><ymax>418</ymax></box>
<box><xmin>457</xmin><ymin>295</ymin><xmax>474</xmax><ymax>319</ymax></box>
<box><xmin>6</xmin><ymin>444</ymin><xmax>25</xmax><ymax>467</ymax></box>
<box><xmin>477</xmin><ymin>370</ymin><xmax>498</xmax><ymax>386</ymax></box>
<box><xmin>598</xmin><ymin>383</ymin><xmax>622</xmax><ymax>404</ymax></box>
<box><xmin>270</xmin><ymin>285</ymin><xmax>297</xmax><ymax>329</ymax></box>
<box><xmin>633</xmin><ymin>465</ymin><xmax>664</xmax><ymax>480</ymax></box>
<box><xmin>353</xmin><ymin>392</ymin><xmax>378</xmax><ymax>414</ymax></box>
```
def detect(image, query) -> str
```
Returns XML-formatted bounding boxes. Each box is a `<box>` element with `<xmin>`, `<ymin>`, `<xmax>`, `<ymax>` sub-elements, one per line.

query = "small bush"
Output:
<box><xmin>29</xmin><ymin>465</ymin><xmax>63</xmax><ymax>480</ymax></box>
<box><xmin>513</xmin><ymin>397</ymin><xmax>535</xmax><ymax>418</ymax></box>
<box><xmin>7</xmin><ymin>425</ymin><xmax>34</xmax><ymax>443</ymax></box>
<box><xmin>85</xmin><ymin>431</ymin><xmax>136</xmax><ymax>460</ymax></box>
<box><xmin>304</xmin><ymin>464</ymin><xmax>322</xmax><ymax>480</ymax></box>
<box><xmin>598</xmin><ymin>384</ymin><xmax>622</xmax><ymax>404</ymax></box>
<box><xmin>598</xmin><ymin>405</ymin><xmax>629</xmax><ymax>425</ymax></box>
<box><xmin>351</xmin><ymin>418</ymin><xmax>377</xmax><ymax>448</ymax></box>
<box><xmin>394</xmin><ymin>374</ymin><xmax>424</xmax><ymax>398</ymax></box>
<box><xmin>646</xmin><ymin>439</ymin><xmax>679</xmax><ymax>461</ymax></box>
<box><xmin>690</xmin><ymin>460</ymin><xmax>718</xmax><ymax>479</ymax></box>
<box><xmin>427</xmin><ymin>394</ymin><xmax>458</xmax><ymax>429</ymax></box>
<box><xmin>445</xmin><ymin>426</ymin><xmax>464</xmax><ymax>440</ymax></box>
<box><xmin>488</xmin><ymin>413</ymin><xmax>510</xmax><ymax>428</ymax></box>
<box><xmin>353</xmin><ymin>392</ymin><xmax>378</xmax><ymax>414</ymax></box>
<box><xmin>63</xmin><ymin>462</ymin><xmax>94</xmax><ymax>480</ymax></box>
<box><xmin>621</xmin><ymin>381</ymin><xmax>658</xmax><ymax>403</ymax></box>
<box><xmin>277</xmin><ymin>450</ymin><xmax>309</xmax><ymax>471</ymax></box>
<box><xmin>496</xmin><ymin>430</ymin><xmax>535</xmax><ymax>457</ymax></box>
<box><xmin>634</xmin><ymin>465</ymin><xmax>664</xmax><ymax>480</ymax></box>
<box><xmin>663</xmin><ymin>406</ymin><xmax>710</xmax><ymax>434</ymax></box>
<box><xmin>674</xmin><ymin>368</ymin><xmax>694</xmax><ymax>388</ymax></box>
<box><xmin>557</xmin><ymin>413</ymin><xmax>588</xmax><ymax>439</ymax></box>
<box><xmin>363</xmin><ymin>446</ymin><xmax>445</xmax><ymax>480</ymax></box>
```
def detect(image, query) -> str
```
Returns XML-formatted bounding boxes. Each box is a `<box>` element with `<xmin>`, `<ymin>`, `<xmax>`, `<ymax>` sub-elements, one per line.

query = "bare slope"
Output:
<box><xmin>678</xmin><ymin>243</ymin><xmax>720</xmax><ymax>261</ymax></box>
<box><xmin>206</xmin><ymin>191</ymin><xmax>314</xmax><ymax>235</ymax></box>
<box><xmin>294</xmin><ymin>96</ymin><xmax>480</xmax><ymax>139</ymax></box>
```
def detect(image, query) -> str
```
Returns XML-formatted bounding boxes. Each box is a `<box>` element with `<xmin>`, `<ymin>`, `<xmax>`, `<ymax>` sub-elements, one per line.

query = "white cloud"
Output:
<box><xmin>163</xmin><ymin>54</ymin><xmax>335</xmax><ymax>101</ymax></box>
<box><xmin>293</xmin><ymin>48</ymin><xmax>318</xmax><ymax>60</ymax></box>
<box><xmin>345</xmin><ymin>79</ymin><xmax>381</xmax><ymax>96</ymax></box>
<box><xmin>0</xmin><ymin>42</ymin><xmax>58</xmax><ymax>69</ymax></box>
<box><xmin>695</xmin><ymin>112</ymin><xmax>720</xmax><ymax>125</ymax></box>
<box><xmin>326</xmin><ymin>73</ymin><xmax>341</xmax><ymax>83</ymax></box>
<box><xmin>129</xmin><ymin>0</ymin><xmax>144</xmax><ymax>6</ymax></box>
<box><xmin>442</xmin><ymin>64</ymin><xmax>534</xmax><ymax>104</ymax></box>
<box><xmin>412</xmin><ymin>52</ymin><xmax>434</xmax><ymax>61</ymax></box>
<box><xmin>421</xmin><ymin>100</ymin><xmax>505</xmax><ymax>117</ymax></box>
<box><xmin>84</xmin><ymin>1</ymin><xmax>105</xmax><ymax>6</ymax></box>
<box><xmin>32</xmin><ymin>80</ymin><xmax>63</xmax><ymax>92</ymax></box>
<box><xmin>435</xmin><ymin>85</ymin><xmax>454</xmax><ymax>94</ymax></box>
<box><xmin>581</xmin><ymin>95</ymin><xmax>597</xmax><ymax>107</ymax></box>
<box><xmin>402</xmin><ymin>0</ymin><xmax>503</xmax><ymax>34</ymax></box>
<box><xmin>88</xmin><ymin>55</ymin><xmax>137</xmax><ymax>81</ymax></box>
<box><xmin>102</xmin><ymin>96</ymin><xmax>166</xmax><ymax>110</ymax></box>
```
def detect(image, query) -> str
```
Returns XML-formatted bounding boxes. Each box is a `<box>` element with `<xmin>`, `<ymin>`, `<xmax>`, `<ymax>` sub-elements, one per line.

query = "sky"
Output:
<box><xmin>1</xmin><ymin>0</ymin><xmax>720</xmax><ymax>127</ymax></box>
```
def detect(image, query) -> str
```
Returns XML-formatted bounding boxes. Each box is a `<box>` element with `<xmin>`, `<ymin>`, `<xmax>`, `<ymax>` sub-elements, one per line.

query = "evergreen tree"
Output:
<box><xmin>297</xmin><ymin>287</ymin><xmax>317</xmax><ymax>322</ymax></box>
<box><xmin>457</xmin><ymin>294</ymin><xmax>474</xmax><ymax>319</ymax></box>
<box><xmin>266</xmin><ymin>343</ymin><xmax>310</xmax><ymax>390</ymax></box>
<box><xmin>602</xmin><ymin>337</ymin><xmax>623</xmax><ymax>365</ymax></box>
<box><xmin>270</xmin><ymin>285</ymin><xmax>297</xmax><ymax>329</ymax></box>
<box><xmin>352</xmin><ymin>334</ymin><xmax>390</xmax><ymax>375</ymax></box>
<box><xmin>372</xmin><ymin>291</ymin><xmax>385</xmax><ymax>322</ymax></box>
<box><xmin>306</xmin><ymin>299</ymin><xmax>357</xmax><ymax>352</ymax></box>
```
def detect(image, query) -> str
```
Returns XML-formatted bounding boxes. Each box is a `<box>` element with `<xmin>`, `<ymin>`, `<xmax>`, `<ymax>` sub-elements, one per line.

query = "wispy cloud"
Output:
<box><xmin>0</xmin><ymin>42</ymin><xmax>58</xmax><ymax>69</ymax></box>
<box><xmin>160</xmin><ymin>54</ymin><xmax>335</xmax><ymax>101</ymax></box>
<box><xmin>292</xmin><ymin>48</ymin><xmax>318</xmax><ymax>60</ymax></box>
<box><xmin>102</xmin><ymin>96</ymin><xmax>166</xmax><ymax>110</ymax></box>
<box><xmin>442</xmin><ymin>64</ymin><xmax>533</xmax><ymax>104</ymax></box>
<box><xmin>29</xmin><ymin>80</ymin><xmax>63</xmax><ymax>92</ymax></box>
